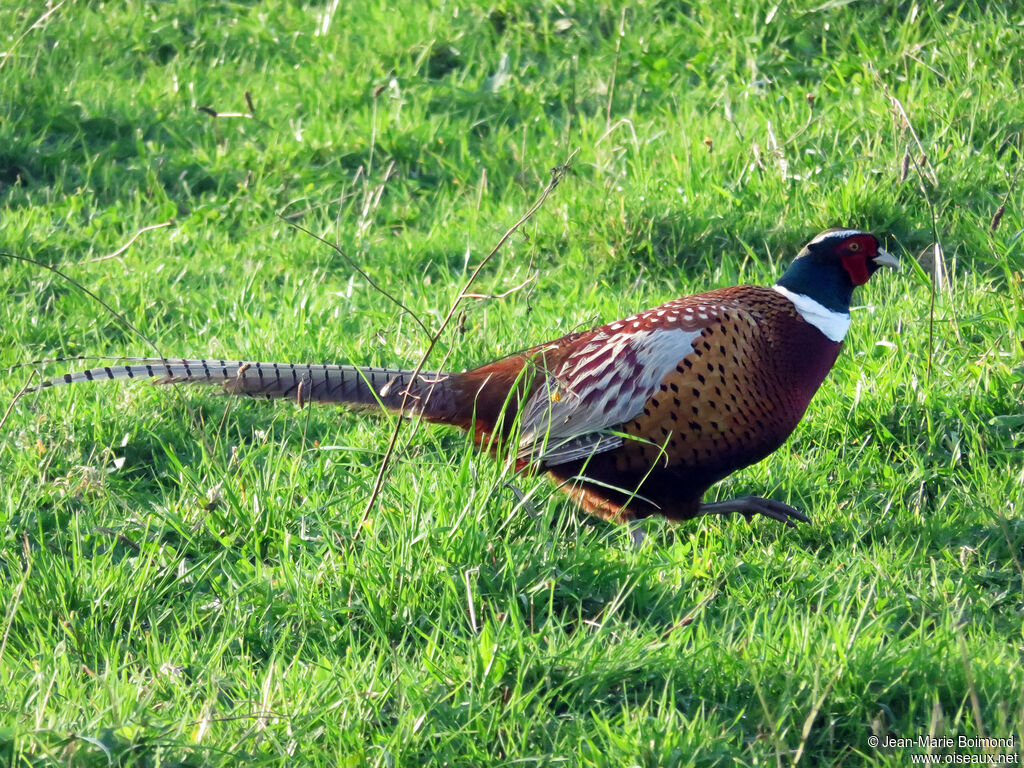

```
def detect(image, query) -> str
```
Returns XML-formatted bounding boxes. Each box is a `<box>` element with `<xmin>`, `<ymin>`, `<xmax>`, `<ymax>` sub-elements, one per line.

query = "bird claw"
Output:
<box><xmin>699</xmin><ymin>495</ymin><xmax>810</xmax><ymax>528</ymax></box>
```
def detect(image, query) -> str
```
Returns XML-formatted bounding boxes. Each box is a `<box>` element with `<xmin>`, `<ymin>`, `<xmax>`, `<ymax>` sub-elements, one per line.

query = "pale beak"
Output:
<box><xmin>873</xmin><ymin>249</ymin><xmax>900</xmax><ymax>270</ymax></box>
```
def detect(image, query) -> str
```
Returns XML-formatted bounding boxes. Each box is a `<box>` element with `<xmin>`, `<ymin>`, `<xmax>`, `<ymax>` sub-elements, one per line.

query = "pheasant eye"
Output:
<box><xmin>847</xmin><ymin>241</ymin><xmax>862</xmax><ymax>252</ymax></box>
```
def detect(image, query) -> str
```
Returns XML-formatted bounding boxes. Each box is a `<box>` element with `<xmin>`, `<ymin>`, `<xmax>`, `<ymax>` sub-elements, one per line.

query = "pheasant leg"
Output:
<box><xmin>697</xmin><ymin>496</ymin><xmax>810</xmax><ymax>528</ymax></box>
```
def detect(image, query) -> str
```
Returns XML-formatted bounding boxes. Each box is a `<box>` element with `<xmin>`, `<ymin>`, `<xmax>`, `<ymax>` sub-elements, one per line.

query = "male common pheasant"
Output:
<box><xmin>32</xmin><ymin>229</ymin><xmax>897</xmax><ymax>530</ymax></box>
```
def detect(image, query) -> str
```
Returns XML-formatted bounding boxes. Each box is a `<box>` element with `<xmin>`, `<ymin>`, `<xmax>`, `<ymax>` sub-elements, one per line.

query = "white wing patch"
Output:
<box><xmin>518</xmin><ymin>326</ymin><xmax>701</xmax><ymax>464</ymax></box>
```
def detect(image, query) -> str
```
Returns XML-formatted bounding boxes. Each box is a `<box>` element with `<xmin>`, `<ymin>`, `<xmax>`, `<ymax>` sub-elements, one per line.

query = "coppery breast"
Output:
<box><xmin>615</xmin><ymin>287</ymin><xmax>841</xmax><ymax>478</ymax></box>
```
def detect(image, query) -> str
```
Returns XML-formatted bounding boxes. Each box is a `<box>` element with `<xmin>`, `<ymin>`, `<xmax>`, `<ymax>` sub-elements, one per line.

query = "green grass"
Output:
<box><xmin>1</xmin><ymin>0</ymin><xmax>1023</xmax><ymax>765</ymax></box>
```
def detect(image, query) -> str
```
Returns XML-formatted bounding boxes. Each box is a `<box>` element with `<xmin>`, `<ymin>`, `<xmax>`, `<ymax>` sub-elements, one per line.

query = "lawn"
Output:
<box><xmin>1</xmin><ymin>0</ymin><xmax>1022</xmax><ymax>765</ymax></box>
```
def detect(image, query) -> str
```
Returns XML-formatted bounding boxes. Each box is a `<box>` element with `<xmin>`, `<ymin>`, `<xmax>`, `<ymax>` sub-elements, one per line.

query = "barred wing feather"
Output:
<box><xmin>518</xmin><ymin>327</ymin><xmax>701</xmax><ymax>465</ymax></box>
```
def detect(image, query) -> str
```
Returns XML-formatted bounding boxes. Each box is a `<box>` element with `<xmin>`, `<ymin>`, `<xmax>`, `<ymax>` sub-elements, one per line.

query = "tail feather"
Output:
<box><xmin>30</xmin><ymin>358</ymin><xmax>455</xmax><ymax>418</ymax></box>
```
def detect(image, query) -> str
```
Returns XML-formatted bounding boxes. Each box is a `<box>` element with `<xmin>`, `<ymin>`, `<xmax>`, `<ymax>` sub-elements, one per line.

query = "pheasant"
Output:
<box><xmin>31</xmin><ymin>228</ymin><xmax>897</xmax><ymax>531</ymax></box>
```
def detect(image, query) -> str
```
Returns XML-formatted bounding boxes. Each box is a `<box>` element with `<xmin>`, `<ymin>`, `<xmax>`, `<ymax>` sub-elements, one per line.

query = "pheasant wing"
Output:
<box><xmin>517</xmin><ymin>303</ymin><xmax>712</xmax><ymax>466</ymax></box>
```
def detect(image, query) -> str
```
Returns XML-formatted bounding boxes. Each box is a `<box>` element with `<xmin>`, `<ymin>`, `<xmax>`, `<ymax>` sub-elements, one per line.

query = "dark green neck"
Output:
<box><xmin>775</xmin><ymin>254</ymin><xmax>854</xmax><ymax>313</ymax></box>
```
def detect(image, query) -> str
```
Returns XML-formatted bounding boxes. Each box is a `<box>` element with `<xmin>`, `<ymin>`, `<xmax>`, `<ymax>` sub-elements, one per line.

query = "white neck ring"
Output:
<box><xmin>772</xmin><ymin>285</ymin><xmax>851</xmax><ymax>342</ymax></box>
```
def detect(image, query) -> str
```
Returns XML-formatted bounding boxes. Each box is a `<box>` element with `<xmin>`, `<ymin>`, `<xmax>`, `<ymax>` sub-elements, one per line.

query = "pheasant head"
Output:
<box><xmin>773</xmin><ymin>228</ymin><xmax>899</xmax><ymax>343</ymax></box>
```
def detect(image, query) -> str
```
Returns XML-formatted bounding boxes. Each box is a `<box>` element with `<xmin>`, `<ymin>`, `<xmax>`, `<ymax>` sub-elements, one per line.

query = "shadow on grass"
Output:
<box><xmin>1</xmin><ymin>103</ymin><xmax>230</xmax><ymax>204</ymax></box>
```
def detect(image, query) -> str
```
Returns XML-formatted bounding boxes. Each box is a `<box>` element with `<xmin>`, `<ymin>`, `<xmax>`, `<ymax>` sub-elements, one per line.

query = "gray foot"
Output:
<box><xmin>698</xmin><ymin>495</ymin><xmax>810</xmax><ymax>528</ymax></box>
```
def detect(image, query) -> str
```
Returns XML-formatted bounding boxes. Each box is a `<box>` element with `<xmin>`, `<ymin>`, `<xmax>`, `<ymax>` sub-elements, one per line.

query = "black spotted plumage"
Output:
<box><xmin>28</xmin><ymin>229</ymin><xmax>898</xmax><ymax>534</ymax></box>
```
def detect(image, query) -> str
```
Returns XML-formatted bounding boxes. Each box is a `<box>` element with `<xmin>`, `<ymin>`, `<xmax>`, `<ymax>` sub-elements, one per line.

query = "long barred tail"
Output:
<box><xmin>29</xmin><ymin>358</ymin><xmax>456</xmax><ymax>418</ymax></box>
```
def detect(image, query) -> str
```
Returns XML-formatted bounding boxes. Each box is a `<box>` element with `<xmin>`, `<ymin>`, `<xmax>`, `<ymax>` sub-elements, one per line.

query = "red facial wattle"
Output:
<box><xmin>841</xmin><ymin>252</ymin><xmax>870</xmax><ymax>285</ymax></box>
